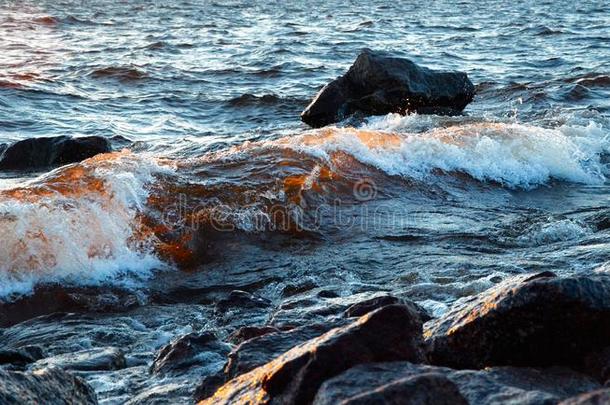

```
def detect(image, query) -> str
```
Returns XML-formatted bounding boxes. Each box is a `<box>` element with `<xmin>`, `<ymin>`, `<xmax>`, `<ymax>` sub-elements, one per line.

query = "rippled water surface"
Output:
<box><xmin>0</xmin><ymin>0</ymin><xmax>609</xmax><ymax>403</ymax></box>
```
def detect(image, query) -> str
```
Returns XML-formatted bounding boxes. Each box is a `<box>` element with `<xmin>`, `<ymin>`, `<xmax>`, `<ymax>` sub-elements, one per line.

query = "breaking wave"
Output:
<box><xmin>277</xmin><ymin>116</ymin><xmax>610</xmax><ymax>189</ymax></box>
<box><xmin>0</xmin><ymin>152</ymin><xmax>170</xmax><ymax>299</ymax></box>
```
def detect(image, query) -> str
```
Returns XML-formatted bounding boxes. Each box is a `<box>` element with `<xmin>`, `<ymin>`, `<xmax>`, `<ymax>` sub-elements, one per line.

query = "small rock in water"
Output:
<box><xmin>0</xmin><ymin>346</ymin><xmax>44</xmax><ymax>369</ymax></box>
<box><xmin>215</xmin><ymin>290</ymin><xmax>271</xmax><ymax>313</ymax></box>
<box><xmin>344</xmin><ymin>294</ymin><xmax>432</xmax><ymax>321</ymax></box>
<box><xmin>0</xmin><ymin>135</ymin><xmax>111</xmax><ymax>171</ymax></box>
<box><xmin>203</xmin><ymin>304</ymin><xmax>426</xmax><ymax>404</ymax></box>
<box><xmin>150</xmin><ymin>331</ymin><xmax>230</xmax><ymax>375</ymax></box>
<box><xmin>0</xmin><ymin>367</ymin><xmax>97</xmax><ymax>404</ymax></box>
<box><xmin>301</xmin><ymin>48</ymin><xmax>475</xmax><ymax>127</ymax></box>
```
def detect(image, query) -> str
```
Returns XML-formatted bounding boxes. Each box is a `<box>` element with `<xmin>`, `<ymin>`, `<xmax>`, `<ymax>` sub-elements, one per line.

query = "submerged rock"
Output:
<box><xmin>0</xmin><ymin>135</ymin><xmax>111</xmax><ymax>171</ymax></box>
<box><xmin>150</xmin><ymin>331</ymin><xmax>230</xmax><ymax>375</ymax></box>
<box><xmin>301</xmin><ymin>48</ymin><xmax>475</xmax><ymax>127</ymax></box>
<box><xmin>32</xmin><ymin>347</ymin><xmax>126</xmax><ymax>372</ymax></box>
<box><xmin>0</xmin><ymin>367</ymin><xmax>97</xmax><ymax>404</ymax></box>
<box><xmin>425</xmin><ymin>272</ymin><xmax>610</xmax><ymax>369</ymax></box>
<box><xmin>314</xmin><ymin>362</ymin><xmax>599</xmax><ymax>405</ymax></box>
<box><xmin>0</xmin><ymin>346</ymin><xmax>44</xmax><ymax>369</ymax></box>
<box><xmin>202</xmin><ymin>304</ymin><xmax>425</xmax><ymax>404</ymax></box>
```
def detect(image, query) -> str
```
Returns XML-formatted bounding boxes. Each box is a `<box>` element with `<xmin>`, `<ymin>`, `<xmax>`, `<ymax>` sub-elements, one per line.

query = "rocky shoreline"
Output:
<box><xmin>2</xmin><ymin>271</ymin><xmax>610</xmax><ymax>404</ymax></box>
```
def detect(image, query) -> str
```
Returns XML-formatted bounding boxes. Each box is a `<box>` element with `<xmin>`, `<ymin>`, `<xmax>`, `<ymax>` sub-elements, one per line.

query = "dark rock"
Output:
<box><xmin>0</xmin><ymin>346</ymin><xmax>44</xmax><ymax>368</ymax></box>
<box><xmin>333</xmin><ymin>372</ymin><xmax>467</xmax><ymax>405</ymax></box>
<box><xmin>0</xmin><ymin>367</ymin><xmax>97</xmax><ymax>404</ymax></box>
<box><xmin>281</xmin><ymin>280</ymin><xmax>318</xmax><ymax>297</ymax></box>
<box><xmin>225</xmin><ymin>320</ymin><xmax>348</xmax><ymax>379</ymax></box>
<box><xmin>425</xmin><ymin>273</ymin><xmax>610</xmax><ymax>369</ymax></box>
<box><xmin>560</xmin><ymin>389</ymin><xmax>610</xmax><ymax>405</ymax></box>
<box><xmin>0</xmin><ymin>312</ymin><xmax>143</xmax><ymax>359</ymax></box>
<box><xmin>581</xmin><ymin>347</ymin><xmax>610</xmax><ymax>384</ymax></box>
<box><xmin>301</xmin><ymin>48</ymin><xmax>475</xmax><ymax>127</ymax></box>
<box><xmin>0</xmin><ymin>285</ymin><xmax>141</xmax><ymax>328</ymax></box>
<box><xmin>270</xmin><ymin>291</ymin><xmax>428</xmax><ymax>329</ymax></box>
<box><xmin>33</xmin><ymin>347</ymin><xmax>126</xmax><ymax>372</ymax></box>
<box><xmin>0</xmin><ymin>135</ymin><xmax>111</xmax><ymax>171</ymax></box>
<box><xmin>215</xmin><ymin>290</ymin><xmax>271</xmax><ymax>313</ymax></box>
<box><xmin>314</xmin><ymin>362</ymin><xmax>600</xmax><ymax>405</ymax></box>
<box><xmin>150</xmin><ymin>332</ymin><xmax>230</xmax><ymax>375</ymax></box>
<box><xmin>202</xmin><ymin>304</ymin><xmax>426</xmax><ymax>405</ymax></box>
<box><xmin>317</xmin><ymin>290</ymin><xmax>340</xmax><ymax>298</ymax></box>
<box><xmin>345</xmin><ymin>295</ymin><xmax>432</xmax><ymax>321</ymax></box>
<box><xmin>227</xmin><ymin>325</ymin><xmax>282</xmax><ymax>345</ymax></box>
<box><xmin>124</xmin><ymin>383</ymin><xmax>190</xmax><ymax>405</ymax></box>
<box><xmin>193</xmin><ymin>373</ymin><xmax>227</xmax><ymax>403</ymax></box>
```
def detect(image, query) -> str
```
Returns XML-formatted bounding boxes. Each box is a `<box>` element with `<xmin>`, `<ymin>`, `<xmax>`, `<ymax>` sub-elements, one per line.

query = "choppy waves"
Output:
<box><xmin>0</xmin><ymin>115</ymin><xmax>608</xmax><ymax>299</ymax></box>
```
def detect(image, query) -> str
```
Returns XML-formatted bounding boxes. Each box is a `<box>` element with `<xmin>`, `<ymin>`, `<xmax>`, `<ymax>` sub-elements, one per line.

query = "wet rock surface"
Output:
<box><xmin>301</xmin><ymin>48</ymin><xmax>475</xmax><ymax>127</ymax></box>
<box><xmin>0</xmin><ymin>135</ymin><xmax>111</xmax><ymax>171</ymax></box>
<box><xmin>560</xmin><ymin>389</ymin><xmax>610</xmax><ymax>405</ymax></box>
<box><xmin>0</xmin><ymin>285</ymin><xmax>141</xmax><ymax>328</ymax></box>
<box><xmin>32</xmin><ymin>347</ymin><xmax>126</xmax><ymax>372</ymax></box>
<box><xmin>0</xmin><ymin>347</ymin><xmax>44</xmax><ymax>370</ymax></box>
<box><xmin>0</xmin><ymin>367</ymin><xmax>97</xmax><ymax>404</ymax></box>
<box><xmin>328</xmin><ymin>372</ymin><xmax>468</xmax><ymax>405</ymax></box>
<box><xmin>150</xmin><ymin>332</ymin><xmax>230</xmax><ymax>375</ymax></box>
<box><xmin>5</xmin><ymin>275</ymin><xmax>610</xmax><ymax>404</ymax></box>
<box><xmin>203</xmin><ymin>304</ymin><xmax>426</xmax><ymax>404</ymax></box>
<box><xmin>314</xmin><ymin>363</ymin><xmax>600</xmax><ymax>405</ymax></box>
<box><xmin>425</xmin><ymin>272</ymin><xmax>610</xmax><ymax>369</ymax></box>
<box><xmin>225</xmin><ymin>320</ymin><xmax>349</xmax><ymax>379</ymax></box>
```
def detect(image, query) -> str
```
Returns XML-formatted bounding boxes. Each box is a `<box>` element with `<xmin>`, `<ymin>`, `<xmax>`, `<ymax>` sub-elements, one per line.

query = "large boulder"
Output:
<box><xmin>0</xmin><ymin>135</ymin><xmax>111</xmax><ymax>171</ymax></box>
<box><xmin>201</xmin><ymin>304</ymin><xmax>426</xmax><ymax>405</ymax></box>
<box><xmin>425</xmin><ymin>272</ymin><xmax>610</xmax><ymax>369</ymax></box>
<box><xmin>0</xmin><ymin>367</ymin><xmax>97</xmax><ymax>404</ymax></box>
<box><xmin>301</xmin><ymin>48</ymin><xmax>475</xmax><ymax>127</ymax></box>
<box><xmin>314</xmin><ymin>362</ymin><xmax>600</xmax><ymax>405</ymax></box>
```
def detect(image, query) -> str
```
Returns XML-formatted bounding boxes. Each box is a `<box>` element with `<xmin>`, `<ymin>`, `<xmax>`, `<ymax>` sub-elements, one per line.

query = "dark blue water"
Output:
<box><xmin>0</xmin><ymin>1</ymin><xmax>609</xmax><ymax>403</ymax></box>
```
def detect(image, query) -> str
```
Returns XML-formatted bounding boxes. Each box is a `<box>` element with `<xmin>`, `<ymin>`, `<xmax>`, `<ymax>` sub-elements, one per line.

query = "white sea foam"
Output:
<box><xmin>0</xmin><ymin>152</ymin><xmax>169</xmax><ymax>299</ymax></box>
<box><xmin>514</xmin><ymin>219</ymin><xmax>592</xmax><ymax>247</ymax></box>
<box><xmin>279</xmin><ymin>115</ymin><xmax>610</xmax><ymax>189</ymax></box>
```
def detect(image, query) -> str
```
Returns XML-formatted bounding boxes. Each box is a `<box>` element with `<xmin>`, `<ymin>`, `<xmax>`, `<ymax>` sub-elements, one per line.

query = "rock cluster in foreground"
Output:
<box><xmin>197</xmin><ymin>272</ymin><xmax>610</xmax><ymax>404</ymax></box>
<box><xmin>301</xmin><ymin>48</ymin><xmax>475</xmax><ymax>127</ymax></box>
<box><xmin>2</xmin><ymin>272</ymin><xmax>609</xmax><ymax>404</ymax></box>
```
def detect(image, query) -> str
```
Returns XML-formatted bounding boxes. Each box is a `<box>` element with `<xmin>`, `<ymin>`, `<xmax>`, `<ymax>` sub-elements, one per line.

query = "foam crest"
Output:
<box><xmin>278</xmin><ymin>117</ymin><xmax>610</xmax><ymax>189</ymax></box>
<box><xmin>0</xmin><ymin>152</ymin><xmax>169</xmax><ymax>299</ymax></box>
